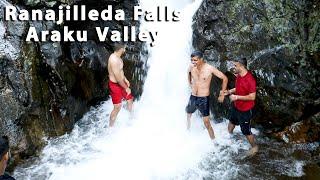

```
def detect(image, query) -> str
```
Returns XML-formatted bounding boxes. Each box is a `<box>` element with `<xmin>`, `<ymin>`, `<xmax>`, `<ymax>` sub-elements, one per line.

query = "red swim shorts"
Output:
<box><xmin>108</xmin><ymin>81</ymin><xmax>134</xmax><ymax>104</ymax></box>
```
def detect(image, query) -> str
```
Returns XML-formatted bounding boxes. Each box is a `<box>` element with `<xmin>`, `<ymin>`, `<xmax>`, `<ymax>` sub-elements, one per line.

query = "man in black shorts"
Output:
<box><xmin>186</xmin><ymin>51</ymin><xmax>228</xmax><ymax>140</ymax></box>
<box><xmin>225</xmin><ymin>57</ymin><xmax>258</xmax><ymax>156</ymax></box>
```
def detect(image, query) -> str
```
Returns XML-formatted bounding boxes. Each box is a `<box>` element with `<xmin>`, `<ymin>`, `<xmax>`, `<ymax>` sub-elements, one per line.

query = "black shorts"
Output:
<box><xmin>230</xmin><ymin>107</ymin><xmax>253</xmax><ymax>135</ymax></box>
<box><xmin>185</xmin><ymin>95</ymin><xmax>210</xmax><ymax>117</ymax></box>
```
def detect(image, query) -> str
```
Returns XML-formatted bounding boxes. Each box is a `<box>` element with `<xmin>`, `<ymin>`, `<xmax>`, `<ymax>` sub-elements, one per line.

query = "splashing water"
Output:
<box><xmin>13</xmin><ymin>0</ymin><xmax>312</xmax><ymax>179</ymax></box>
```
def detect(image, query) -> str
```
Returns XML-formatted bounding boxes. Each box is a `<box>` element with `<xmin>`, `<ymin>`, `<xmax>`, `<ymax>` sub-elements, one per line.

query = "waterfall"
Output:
<box><xmin>13</xmin><ymin>0</ymin><xmax>259</xmax><ymax>179</ymax></box>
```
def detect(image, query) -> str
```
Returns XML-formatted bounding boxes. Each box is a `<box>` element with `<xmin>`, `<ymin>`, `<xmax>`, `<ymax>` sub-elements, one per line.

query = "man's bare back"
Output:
<box><xmin>108</xmin><ymin>53</ymin><xmax>125</xmax><ymax>83</ymax></box>
<box><xmin>107</xmin><ymin>43</ymin><xmax>133</xmax><ymax>127</ymax></box>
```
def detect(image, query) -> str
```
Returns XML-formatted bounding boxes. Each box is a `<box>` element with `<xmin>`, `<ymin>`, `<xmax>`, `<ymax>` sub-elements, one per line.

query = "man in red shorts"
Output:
<box><xmin>108</xmin><ymin>43</ymin><xmax>134</xmax><ymax>127</ymax></box>
<box><xmin>225</xmin><ymin>57</ymin><xmax>258</xmax><ymax>156</ymax></box>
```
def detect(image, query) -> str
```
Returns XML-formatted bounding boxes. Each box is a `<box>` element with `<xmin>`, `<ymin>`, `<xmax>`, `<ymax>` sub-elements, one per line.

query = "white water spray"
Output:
<box><xmin>14</xmin><ymin>0</ymin><xmax>263</xmax><ymax>179</ymax></box>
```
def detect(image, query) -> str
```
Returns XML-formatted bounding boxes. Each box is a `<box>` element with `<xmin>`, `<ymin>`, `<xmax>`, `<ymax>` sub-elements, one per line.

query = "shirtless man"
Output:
<box><xmin>186</xmin><ymin>51</ymin><xmax>228</xmax><ymax>139</ymax></box>
<box><xmin>108</xmin><ymin>43</ymin><xmax>133</xmax><ymax>127</ymax></box>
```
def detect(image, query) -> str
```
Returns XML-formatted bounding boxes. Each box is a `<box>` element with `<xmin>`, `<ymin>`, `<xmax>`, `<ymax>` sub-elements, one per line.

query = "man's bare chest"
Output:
<box><xmin>191</xmin><ymin>68</ymin><xmax>212</xmax><ymax>82</ymax></box>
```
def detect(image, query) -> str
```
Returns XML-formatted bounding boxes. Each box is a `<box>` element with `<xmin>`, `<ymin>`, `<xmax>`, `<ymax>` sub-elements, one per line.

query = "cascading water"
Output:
<box><xmin>13</xmin><ymin>0</ymin><xmax>312</xmax><ymax>179</ymax></box>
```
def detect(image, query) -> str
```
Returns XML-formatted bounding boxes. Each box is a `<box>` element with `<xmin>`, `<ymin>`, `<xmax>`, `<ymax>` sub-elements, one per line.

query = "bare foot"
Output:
<box><xmin>210</xmin><ymin>134</ymin><xmax>216</xmax><ymax>141</ymax></box>
<box><xmin>247</xmin><ymin>145</ymin><xmax>259</xmax><ymax>157</ymax></box>
<box><xmin>212</xmin><ymin>139</ymin><xmax>218</xmax><ymax>146</ymax></box>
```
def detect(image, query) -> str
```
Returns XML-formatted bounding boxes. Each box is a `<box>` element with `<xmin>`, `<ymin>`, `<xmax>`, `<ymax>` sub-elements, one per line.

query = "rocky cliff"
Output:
<box><xmin>0</xmin><ymin>0</ymin><xmax>146</xmax><ymax>168</ymax></box>
<box><xmin>192</xmin><ymin>0</ymin><xmax>319</xmax><ymax>142</ymax></box>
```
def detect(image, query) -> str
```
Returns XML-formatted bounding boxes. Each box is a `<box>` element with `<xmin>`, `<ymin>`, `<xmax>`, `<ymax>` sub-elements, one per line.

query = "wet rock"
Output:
<box><xmin>193</xmin><ymin>0</ymin><xmax>320</xmax><ymax>137</ymax></box>
<box><xmin>24</xmin><ymin>0</ymin><xmax>74</xmax><ymax>7</ymax></box>
<box><xmin>0</xmin><ymin>87</ymin><xmax>26</xmax><ymax>148</ymax></box>
<box><xmin>7</xmin><ymin>70</ymin><xmax>29</xmax><ymax>105</ymax></box>
<box><xmin>0</xmin><ymin>20</ymin><xmax>22</xmax><ymax>62</ymax></box>
<box><xmin>6</xmin><ymin>19</ymin><xmax>27</xmax><ymax>37</ymax></box>
<box><xmin>274</xmin><ymin>113</ymin><xmax>320</xmax><ymax>143</ymax></box>
<box><xmin>43</xmin><ymin>0</ymin><xmax>57</xmax><ymax>7</ymax></box>
<box><xmin>80</xmin><ymin>40</ymin><xmax>107</xmax><ymax>70</ymax></box>
<box><xmin>24</xmin><ymin>0</ymin><xmax>40</xmax><ymax>6</ymax></box>
<box><xmin>69</xmin><ymin>42</ymin><xmax>82</xmax><ymax>64</ymax></box>
<box><xmin>40</xmin><ymin>42</ymin><xmax>63</xmax><ymax>68</ymax></box>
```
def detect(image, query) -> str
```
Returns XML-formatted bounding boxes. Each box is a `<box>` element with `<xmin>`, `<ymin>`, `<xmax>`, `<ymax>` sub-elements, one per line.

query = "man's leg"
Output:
<box><xmin>203</xmin><ymin>116</ymin><xmax>215</xmax><ymax>140</ymax></box>
<box><xmin>240</xmin><ymin>111</ymin><xmax>258</xmax><ymax>155</ymax></box>
<box><xmin>187</xmin><ymin>113</ymin><xmax>192</xmax><ymax>130</ymax></box>
<box><xmin>246</xmin><ymin>134</ymin><xmax>258</xmax><ymax>155</ymax></box>
<box><xmin>228</xmin><ymin>107</ymin><xmax>238</xmax><ymax>134</ymax></box>
<box><xmin>246</xmin><ymin>134</ymin><xmax>256</xmax><ymax>147</ymax></box>
<box><xmin>126</xmin><ymin>98</ymin><xmax>134</xmax><ymax>120</ymax></box>
<box><xmin>186</xmin><ymin>95</ymin><xmax>196</xmax><ymax>130</ymax></box>
<box><xmin>228</xmin><ymin>122</ymin><xmax>236</xmax><ymax>134</ymax></box>
<box><xmin>109</xmin><ymin>104</ymin><xmax>122</xmax><ymax>127</ymax></box>
<box><xmin>127</xmin><ymin>99</ymin><xmax>133</xmax><ymax>113</ymax></box>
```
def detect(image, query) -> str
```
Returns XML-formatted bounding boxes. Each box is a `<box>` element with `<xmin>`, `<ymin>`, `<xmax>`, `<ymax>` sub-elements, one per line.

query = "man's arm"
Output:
<box><xmin>124</xmin><ymin>77</ymin><xmax>130</xmax><ymax>87</ymax></box>
<box><xmin>110</xmin><ymin>59</ymin><xmax>128</xmax><ymax>89</ymax></box>
<box><xmin>230</xmin><ymin>92</ymin><xmax>256</xmax><ymax>101</ymax></box>
<box><xmin>227</xmin><ymin>88</ymin><xmax>236</xmax><ymax>95</ymax></box>
<box><xmin>188</xmin><ymin>65</ymin><xmax>192</xmax><ymax>86</ymax></box>
<box><xmin>211</xmin><ymin>66</ymin><xmax>228</xmax><ymax>92</ymax></box>
<box><xmin>211</xmin><ymin>66</ymin><xmax>228</xmax><ymax>102</ymax></box>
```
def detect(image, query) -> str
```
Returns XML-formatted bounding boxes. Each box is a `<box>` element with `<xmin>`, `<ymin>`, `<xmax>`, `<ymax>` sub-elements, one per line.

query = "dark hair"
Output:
<box><xmin>234</xmin><ymin>57</ymin><xmax>247</xmax><ymax>67</ymax></box>
<box><xmin>0</xmin><ymin>136</ymin><xmax>9</xmax><ymax>159</ymax></box>
<box><xmin>191</xmin><ymin>50</ymin><xmax>203</xmax><ymax>58</ymax></box>
<box><xmin>114</xmin><ymin>43</ymin><xmax>126</xmax><ymax>52</ymax></box>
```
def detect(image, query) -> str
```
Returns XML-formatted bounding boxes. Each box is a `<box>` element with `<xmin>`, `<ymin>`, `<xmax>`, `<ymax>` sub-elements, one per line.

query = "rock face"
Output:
<box><xmin>192</xmin><ymin>0</ymin><xmax>320</xmax><ymax>141</ymax></box>
<box><xmin>274</xmin><ymin>112</ymin><xmax>320</xmax><ymax>143</ymax></box>
<box><xmin>0</xmin><ymin>0</ymin><xmax>146</xmax><ymax>167</ymax></box>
